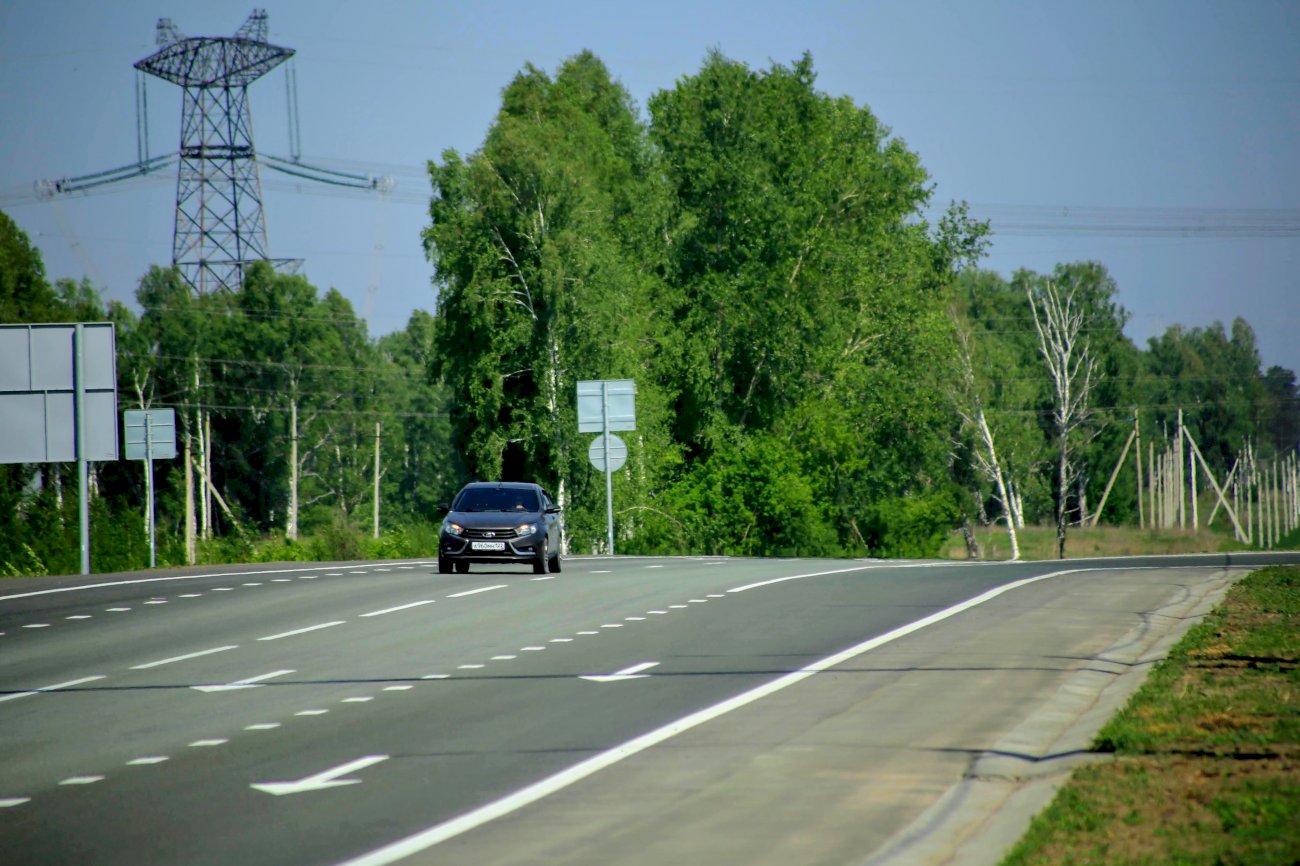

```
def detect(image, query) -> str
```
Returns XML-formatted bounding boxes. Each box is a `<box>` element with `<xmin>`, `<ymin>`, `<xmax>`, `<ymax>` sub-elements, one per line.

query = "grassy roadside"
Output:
<box><xmin>1000</xmin><ymin>565</ymin><xmax>1300</xmax><ymax>866</ymax></box>
<box><xmin>942</xmin><ymin>524</ymin><xmax>1261</xmax><ymax>560</ymax></box>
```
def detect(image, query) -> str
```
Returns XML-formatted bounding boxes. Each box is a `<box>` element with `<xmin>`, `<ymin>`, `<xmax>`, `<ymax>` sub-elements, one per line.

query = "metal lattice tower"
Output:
<box><xmin>135</xmin><ymin>10</ymin><xmax>299</xmax><ymax>293</ymax></box>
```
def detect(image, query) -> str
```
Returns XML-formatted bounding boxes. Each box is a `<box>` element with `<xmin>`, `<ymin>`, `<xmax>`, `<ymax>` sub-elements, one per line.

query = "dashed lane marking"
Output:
<box><xmin>126</xmin><ymin>757</ymin><xmax>169</xmax><ymax>766</ymax></box>
<box><xmin>189</xmin><ymin>739</ymin><xmax>228</xmax><ymax>747</ymax></box>
<box><xmin>59</xmin><ymin>776</ymin><xmax>104</xmax><ymax>785</ymax></box>
<box><xmin>0</xmin><ymin>798</ymin><xmax>31</xmax><ymax>807</ymax></box>
<box><xmin>447</xmin><ymin>585</ymin><xmax>508</xmax><ymax>599</ymax></box>
<box><xmin>258</xmin><ymin>621</ymin><xmax>345</xmax><ymax>641</ymax></box>
<box><xmin>0</xmin><ymin>675</ymin><xmax>105</xmax><ymax>704</ymax></box>
<box><xmin>131</xmin><ymin>645</ymin><xmax>238</xmax><ymax>670</ymax></box>
<box><xmin>360</xmin><ymin>600</ymin><xmax>435</xmax><ymax>618</ymax></box>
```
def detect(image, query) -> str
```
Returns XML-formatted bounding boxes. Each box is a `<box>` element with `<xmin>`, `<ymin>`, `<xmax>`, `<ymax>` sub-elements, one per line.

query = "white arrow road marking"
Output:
<box><xmin>251</xmin><ymin>755</ymin><xmax>389</xmax><ymax>796</ymax></box>
<box><xmin>580</xmin><ymin>662</ymin><xmax>659</xmax><ymax>683</ymax></box>
<box><xmin>192</xmin><ymin>669</ymin><xmax>295</xmax><ymax>693</ymax></box>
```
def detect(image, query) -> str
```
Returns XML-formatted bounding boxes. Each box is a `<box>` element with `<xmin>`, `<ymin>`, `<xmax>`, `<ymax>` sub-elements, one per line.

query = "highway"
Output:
<box><xmin>1</xmin><ymin>552</ymin><xmax>1295</xmax><ymax>865</ymax></box>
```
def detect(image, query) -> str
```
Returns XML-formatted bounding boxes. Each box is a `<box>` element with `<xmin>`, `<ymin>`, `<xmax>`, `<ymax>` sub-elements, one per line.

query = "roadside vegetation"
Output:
<box><xmin>1001</xmin><ymin>565</ymin><xmax>1300</xmax><ymax>866</ymax></box>
<box><xmin>2</xmin><ymin>48</ymin><xmax>1297</xmax><ymax>574</ymax></box>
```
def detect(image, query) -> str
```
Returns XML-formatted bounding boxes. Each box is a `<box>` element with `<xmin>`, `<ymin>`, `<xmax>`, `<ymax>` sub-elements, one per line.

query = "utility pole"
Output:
<box><xmin>372</xmin><ymin>421</ymin><xmax>381</xmax><ymax>540</ymax></box>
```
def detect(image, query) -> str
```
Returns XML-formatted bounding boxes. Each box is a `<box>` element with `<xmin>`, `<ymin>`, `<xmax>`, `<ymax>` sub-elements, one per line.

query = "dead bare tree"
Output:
<box><xmin>1027</xmin><ymin>279</ymin><xmax>1098</xmax><ymax>559</ymax></box>
<box><xmin>949</xmin><ymin>314</ymin><xmax>1023</xmax><ymax>559</ymax></box>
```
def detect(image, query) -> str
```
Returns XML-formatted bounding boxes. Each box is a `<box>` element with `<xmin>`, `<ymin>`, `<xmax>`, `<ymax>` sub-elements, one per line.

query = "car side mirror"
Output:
<box><xmin>436</xmin><ymin>503</ymin><xmax>450</xmax><ymax>515</ymax></box>
<box><xmin>545</xmin><ymin>505</ymin><xmax>561</xmax><ymax>514</ymax></box>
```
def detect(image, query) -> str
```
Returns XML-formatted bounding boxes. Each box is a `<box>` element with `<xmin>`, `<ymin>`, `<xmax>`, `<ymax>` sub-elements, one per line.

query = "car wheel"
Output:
<box><xmin>548</xmin><ymin>551</ymin><xmax>561</xmax><ymax>573</ymax></box>
<box><xmin>533</xmin><ymin>538</ymin><xmax>548</xmax><ymax>575</ymax></box>
<box><xmin>455</xmin><ymin>561</ymin><xmax>470</xmax><ymax>574</ymax></box>
<box><xmin>437</xmin><ymin>556</ymin><xmax>452</xmax><ymax>574</ymax></box>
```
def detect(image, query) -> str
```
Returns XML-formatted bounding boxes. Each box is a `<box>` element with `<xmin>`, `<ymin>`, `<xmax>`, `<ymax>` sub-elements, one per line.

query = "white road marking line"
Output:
<box><xmin>576</xmin><ymin>630</ymin><xmax>599</xmax><ymax>635</ymax></box>
<box><xmin>252</xmin><ymin>754</ymin><xmax>389</xmax><ymax>796</ymax></box>
<box><xmin>59</xmin><ymin>776</ymin><xmax>105</xmax><ymax>785</ymax></box>
<box><xmin>600</xmin><ymin>624</ymin><xmax>623</xmax><ymax>629</ymax></box>
<box><xmin>349</xmin><ymin>571</ymin><xmax>367</xmax><ymax>574</ymax></box>
<box><xmin>421</xmin><ymin>674</ymin><xmax>449</xmax><ymax>680</ymax></box>
<box><xmin>376</xmin><ymin>568</ymin><xmax>393</xmax><ymax>572</ymax></box>
<box><xmin>549</xmin><ymin>638</ymin><xmax>573</xmax><ymax>643</ymax></box>
<box><xmin>333</xmin><ymin>569</ymin><xmax>1075</xmax><ymax>866</ymax></box>
<box><xmin>296</xmin><ymin>709</ymin><xmax>329</xmax><ymax>716</ymax></box>
<box><xmin>0</xmin><ymin>675</ymin><xmax>106</xmax><ymax>704</ymax></box>
<box><xmin>520</xmin><ymin>646</ymin><xmax>545</xmax><ymax>651</ymax></box>
<box><xmin>0</xmin><ymin>798</ymin><xmax>31</xmax><ymax>807</ymax></box>
<box><xmin>645</xmin><ymin>565</ymin><xmax>665</xmax><ymax>569</ymax></box>
<box><xmin>447</xmin><ymin>585</ymin><xmax>508</xmax><ymax>598</ymax></box>
<box><xmin>212</xmin><ymin>587</ymin><xmax>234</xmax><ymax>592</ymax></box>
<box><xmin>243</xmin><ymin>582</ymin><xmax>263</xmax><ymax>586</ymax></box>
<box><xmin>107</xmin><ymin>607</ymin><xmax>131</xmax><ymax>612</ymax></box>
<box><xmin>531</xmin><ymin>576</ymin><xmax>556</xmax><ymax>581</ymax></box>
<box><xmin>189</xmin><ymin>739</ymin><xmax>227</xmax><ymax>747</ymax></box>
<box><xmin>383</xmin><ymin>685</ymin><xmax>412</xmax><ymax>691</ymax></box>
<box><xmin>688</xmin><ymin>599</ymin><xmax>708</xmax><ymax>603</ymax></box>
<box><xmin>491</xmin><ymin>655</ymin><xmax>518</xmax><ymax>660</ymax></box>
<box><xmin>669</xmin><ymin>605</ymin><xmax>688</xmax><ymax>609</ymax></box>
<box><xmin>271</xmin><ymin>580</ymin><xmax>292</xmax><ymax>583</ymax></box>
<box><xmin>360</xmin><ymin>600</ymin><xmax>435</xmax><ymax>617</ymax></box>
<box><xmin>728</xmin><ymin>563</ymin><xmax>887</xmax><ymax>593</ymax></box>
<box><xmin>648</xmin><ymin>610</ymin><xmax>667</xmax><ymax>615</ymax></box>
<box><xmin>299</xmin><ymin>576</ymin><xmax>320</xmax><ymax>580</ymax></box>
<box><xmin>580</xmin><ymin>661</ymin><xmax>660</xmax><ymax>683</ymax></box>
<box><xmin>327</xmin><ymin>573</ymin><xmax>344</xmax><ymax>576</ymax></box>
<box><xmin>131</xmin><ymin>645</ymin><xmax>239</xmax><ymax>670</ymax></box>
<box><xmin>192</xmin><ymin>669</ymin><xmax>294</xmax><ymax>693</ymax></box>
<box><xmin>143</xmin><ymin>600</ymin><xmax>167</xmax><ymax>605</ymax></box>
<box><xmin>625</xmin><ymin>616</ymin><xmax>646</xmax><ymax>621</ymax></box>
<box><xmin>127</xmin><ymin>756</ymin><xmax>168</xmax><ymax>766</ymax></box>
<box><xmin>397</xmin><ymin>566</ymin><xmax>415</xmax><ymax>569</ymax></box>
<box><xmin>258</xmin><ymin>621</ymin><xmax>345</xmax><ymax>641</ymax></box>
<box><xmin>66</xmin><ymin>615</ymin><xmax>92</xmax><ymax>620</ymax></box>
<box><xmin>23</xmin><ymin>624</ymin><xmax>50</xmax><ymax>629</ymax></box>
<box><xmin>179</xmin><ymin>592</ymin><xmax>203</xmax><ymax>596</ymax></box>
<box><xmin>343</xmin><ymin>697</ymin><xmax>373</xmax><ymax>703</ymax></box>
<box><xmin>707</xmin><ymin>594</ymin><xmax>725</xmax><ymax>598</ymax></box>
<box><xmin>591</xmin><ymin>570</ymin><xmax>610</xmax><ymax>574</ymax></box>
<box><xmin>458</xmin><ymin>664</ymin><xmax>484</xmax><ymax>670</ymax></box>
<box><xmin>245</xmin><ymin>723</ymin><xmax>280</xmax><ymax>731</ymax></box>
<box><xmin>0</xmin><ymin>560</ymin><xmax>439</xmax><ymax>603</ymax></box>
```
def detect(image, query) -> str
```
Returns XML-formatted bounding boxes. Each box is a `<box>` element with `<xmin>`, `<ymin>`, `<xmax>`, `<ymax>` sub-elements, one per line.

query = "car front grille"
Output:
<box><xmin>462</xmin><ymin>526</ymin><xmax>520</xmax><ymax>540</ymax></box>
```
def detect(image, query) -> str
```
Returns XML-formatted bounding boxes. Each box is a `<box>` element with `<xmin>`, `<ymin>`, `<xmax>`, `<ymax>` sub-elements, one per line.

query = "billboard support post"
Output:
<box><xmin>75</xmin><ymin>324</ymin><xmax>90</xmax><ymax>576</ymax></box>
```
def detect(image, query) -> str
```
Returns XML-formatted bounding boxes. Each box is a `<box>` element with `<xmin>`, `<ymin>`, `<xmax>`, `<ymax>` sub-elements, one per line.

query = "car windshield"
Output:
<box><xmin>454</xmin><ymin>487</ymin><xmax>539</xmax><ymax>513</ymax></box>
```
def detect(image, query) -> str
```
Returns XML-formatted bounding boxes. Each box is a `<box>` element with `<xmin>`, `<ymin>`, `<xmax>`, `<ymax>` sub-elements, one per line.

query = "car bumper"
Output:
<box><xmin>439</xmin><ymin>536</ymin><xmax>542</xmax><ymax>562</ymax></box>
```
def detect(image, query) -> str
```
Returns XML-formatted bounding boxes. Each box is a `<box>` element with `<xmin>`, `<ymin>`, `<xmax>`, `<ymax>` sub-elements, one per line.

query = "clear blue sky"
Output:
<box><xmin>2</xmin><ymin>1</ymin><xmax>1297</xmax><ymax>373</ymax></box>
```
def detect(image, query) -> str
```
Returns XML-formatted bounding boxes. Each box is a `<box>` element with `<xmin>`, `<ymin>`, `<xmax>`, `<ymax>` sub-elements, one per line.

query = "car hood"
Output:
<box><xmin>446</xmin><ymin>512</ymin><xmax>539</xmax><ymax>530</ymax></box>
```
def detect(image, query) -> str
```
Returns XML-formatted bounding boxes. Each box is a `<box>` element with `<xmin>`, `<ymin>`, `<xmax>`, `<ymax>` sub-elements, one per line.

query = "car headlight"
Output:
<box><xmin>444</xmin><ymin>521</ymin><xmax>464</xmax><ymax>537</ymax></box>
<box><xmin>516</xmin><ymin>522</ymin><xmax>538</xmax><ymax>537</ymax></box>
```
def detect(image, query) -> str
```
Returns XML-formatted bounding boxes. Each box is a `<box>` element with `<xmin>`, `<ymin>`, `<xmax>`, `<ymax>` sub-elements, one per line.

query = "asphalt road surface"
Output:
<box><xmin>2</xmin><ymin>552</ymin><xmax>1295</xmax><ymax>866</ymax></box>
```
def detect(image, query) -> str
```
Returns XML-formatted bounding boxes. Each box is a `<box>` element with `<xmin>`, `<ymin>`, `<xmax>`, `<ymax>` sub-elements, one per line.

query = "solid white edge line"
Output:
<box><xmin>360</xmin><ymin>600</ymin><xmax>436</xmax><ymax>618</ymax></box>
<box><xmin>130</xmin><ymin>645</ymin><xmax>238</xmax><ymax>669</ymax></box>
<box><xmin>447</xmin><ymin>585</ymin><xmax>508</xmax><ymax>598</ymax></box>
<box><xmin>0</xmin><ymin>675</ymin><xmax>106</xmax><ymax>704</ymax></box>
<box><xmin>331</xmin><ymin>568</ymin><xmax>1080</xmax><ymax>866</ymax></box>
<box><xmin>0</xmin><ymin>560</ymin><xmax>438</xmax><ymax>602</ymax></box>
<box><xmin>257</xmin><ymin>622</ymin><xmax>345</xmax><ymax>641</ymax></box>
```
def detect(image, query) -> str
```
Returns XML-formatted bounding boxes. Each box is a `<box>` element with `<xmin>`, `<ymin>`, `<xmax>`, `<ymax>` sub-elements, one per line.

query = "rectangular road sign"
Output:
<box><xmin>0</xmin><ymin>323</ymin><xmax>118</xmax><ymax>463</ymax></box>
<box><xmin>577</xmin><ymin>379</ymin><xmax>636</xmax><ymax>433</ymax></box>
<box><xmin>124</xmin><ymin>409</ymin><xmax>178</xmax><ymax>460</ymax></box>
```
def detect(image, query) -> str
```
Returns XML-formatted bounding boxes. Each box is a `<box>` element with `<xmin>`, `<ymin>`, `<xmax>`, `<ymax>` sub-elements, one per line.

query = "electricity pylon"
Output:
<box><xmin>134</xmin><ymin>10</ymin><xmax>297</xmax><ymax>293</ymax></box>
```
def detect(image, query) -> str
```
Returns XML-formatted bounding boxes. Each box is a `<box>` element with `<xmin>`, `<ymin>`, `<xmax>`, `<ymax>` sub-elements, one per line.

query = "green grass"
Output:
<box><xmin>942</xmin><ymin>522</ymin><xmax>1259</xmax><ymax>561</ymax></box>
<box><xmin>999</xmin><ymin>566</ymin><xmax>1300</xmax><ymax>866</ymax></box>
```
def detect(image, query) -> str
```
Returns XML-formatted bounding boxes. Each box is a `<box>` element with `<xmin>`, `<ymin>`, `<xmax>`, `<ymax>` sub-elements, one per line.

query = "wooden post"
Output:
<box><xmin>1148</xmin><ymin>441</ymin><xmax>1156</xmax><ymax>530</ymax></box>
<box><xmin>1207</xmin><ymin>457</ymin><xmax>1239</xmax><ymax>527</ymax></box>
<box><xmin>1187</xmin><ymin>427</ymin><xmax>1198</xmax><ymax>530</ymax></box>
<box><xmin>1185</xmin><ymin>432</ymin><xmax>1247</xmax><ymax>542</ymax></box>
<box><xmin>372</xmin><ymin>421</ymin><xmax>382</xmax><ymax>540</ymax></box>
<box><xmin>1092</xmin><ymin>426</ymin><xmax>1136</xmax><ymax>527</ymax></box>
<box><xmin>1176</xmin><ymin>410</ymin><xmax>1185</xmax><ymax>530</ymax></box>
<box><xmin>1134</xmin><ymin>410</ymin><xmax>1144</xmax><ymax>529</ymax></box>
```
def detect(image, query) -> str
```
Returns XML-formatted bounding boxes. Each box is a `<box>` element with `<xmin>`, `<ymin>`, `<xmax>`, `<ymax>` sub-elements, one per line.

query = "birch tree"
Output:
<box><xmin>1027</xmin><ymin>277</ymin><xmax>1098</xmax><ymax>559</ymax></box>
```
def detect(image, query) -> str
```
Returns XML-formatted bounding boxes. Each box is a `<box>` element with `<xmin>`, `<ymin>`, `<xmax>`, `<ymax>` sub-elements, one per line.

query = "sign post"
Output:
<box><xmin>1</xmin><ymin>323</ymin><xmax>118</xmax><ymax>575</ymax></box>
<box><xmin>577</xmin><ymin>380</ymin><xmax>636</xmax><ymax>556</ymax></box>
<box><xmin>124</xmin><ymin>409</ymin><xmax>177</xmax><ymax>568</ymax></box>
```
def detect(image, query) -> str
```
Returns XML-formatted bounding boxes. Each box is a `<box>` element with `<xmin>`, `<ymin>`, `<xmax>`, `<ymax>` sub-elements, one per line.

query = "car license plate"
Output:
<box><xmin>471</xmin><ymin>541</ymin><xmax>506</xmax><ymax>551</ymax></box>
